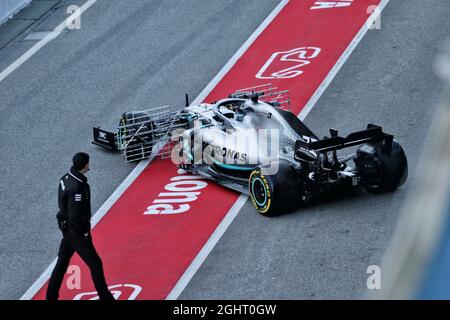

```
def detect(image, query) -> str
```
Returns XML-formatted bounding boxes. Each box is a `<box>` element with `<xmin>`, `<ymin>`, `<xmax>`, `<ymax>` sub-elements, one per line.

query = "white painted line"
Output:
<box><xmin>166</xmin><ymin>194</ymin><xmax>248</xmax><ymax>300</ymax></box>
<box><xmin>0</xmin><ymin>0</ymin><xmax>97</xmax><ymax>84</ymax></box>
<box><xmin>191</xmin><ymin>0</ymin><xmax>289</xmax><ymax>105</ymax></box>
<box><xmin>166</xmin><ymin>0</ymin><xmax>392</xmax><ymax>300</ymax></box>
<box><xmin>298</xmin><ymin>0</ymin><xmax>391</xmax><ymax>121</ymax></box>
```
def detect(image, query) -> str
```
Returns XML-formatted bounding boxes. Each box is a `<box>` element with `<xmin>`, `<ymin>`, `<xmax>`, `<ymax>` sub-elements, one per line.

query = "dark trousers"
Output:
<box><xmin>46</xmin><ymin>232</ymin><xmax>114</xmax><ymax>300</ymax></box>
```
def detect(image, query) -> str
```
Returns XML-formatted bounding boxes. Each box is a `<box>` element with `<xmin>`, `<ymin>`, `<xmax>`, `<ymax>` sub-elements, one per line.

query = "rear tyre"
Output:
<box><xmin>118</xmin><ymin>112</ymin><xmax>154</xmax><ymax>161</ymax></box>
<box><xmin>249</xmin><ymin>160</ymin><xmax>302</xmax><ymax>216</ymax></box>
<box><xmin>355</xmin><ymin>140</ymin><xmax>408</xmax><ymax>193</ymax></box>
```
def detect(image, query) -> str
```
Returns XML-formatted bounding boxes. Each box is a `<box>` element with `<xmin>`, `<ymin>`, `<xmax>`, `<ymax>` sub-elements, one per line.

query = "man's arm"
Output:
<box><xmin>57</xmin><ymin>177</ymin><xmax>68</xmax><ymax>230</ymax></box>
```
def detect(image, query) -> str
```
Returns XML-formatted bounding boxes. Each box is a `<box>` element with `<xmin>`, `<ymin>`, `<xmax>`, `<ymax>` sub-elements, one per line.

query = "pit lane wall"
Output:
<box><xmin>0</xmin><ymin>0</ymin><xmax>31</xmax><ymax>25</ymax></box>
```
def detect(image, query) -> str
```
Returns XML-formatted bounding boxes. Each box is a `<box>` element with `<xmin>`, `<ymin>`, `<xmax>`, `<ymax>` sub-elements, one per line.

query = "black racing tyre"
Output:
<box><xmin>355</xmin><ymin>140</ymin><xmax>408</xmax><ymax>193</ymax></box>
<box><xmin>249</xmin><ymin>160</ymin><xmax>302</xmax><ymax>216</ymax></box>
<box><xmin>118</xmin><ymin>112</ymin><xmax>154</xmax><ymax>160</ymax></box>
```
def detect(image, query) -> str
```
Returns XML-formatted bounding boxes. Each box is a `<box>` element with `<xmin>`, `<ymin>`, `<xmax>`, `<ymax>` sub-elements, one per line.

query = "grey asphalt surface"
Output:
<box><xmin>0</xmin><ymin>0</ymin><xmax>447</xmax><ymax>300</ymax></box>
<box><xmin>0</xmin><ymin>0</ymin><xmax>280</xmax><ymax>299</ymax></box>
<box><xmin>179</xmin><ymin>0</ymin><xmax>450</xmax><ymax>299</ymax></box>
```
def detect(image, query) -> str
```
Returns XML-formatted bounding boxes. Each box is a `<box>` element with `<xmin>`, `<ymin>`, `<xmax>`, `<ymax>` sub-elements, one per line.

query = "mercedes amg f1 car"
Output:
<box><xmin>92</xmin><ymin>84</ymin><xmax>408</xmax><ymax>216</ymax></box>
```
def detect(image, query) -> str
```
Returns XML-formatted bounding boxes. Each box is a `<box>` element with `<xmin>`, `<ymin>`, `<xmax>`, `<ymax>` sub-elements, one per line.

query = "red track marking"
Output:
<box><xmin>32</xmin><ymin>0</ymin><xmax>380</xmax><ymax>300</ymax></box>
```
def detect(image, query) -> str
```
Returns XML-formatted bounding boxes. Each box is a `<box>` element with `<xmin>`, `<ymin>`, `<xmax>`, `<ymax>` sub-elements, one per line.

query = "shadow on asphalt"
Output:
<box><xmin>274</xmin><ymin>186</ymin><xmax>394</xmax><ymax>217</ymax></box>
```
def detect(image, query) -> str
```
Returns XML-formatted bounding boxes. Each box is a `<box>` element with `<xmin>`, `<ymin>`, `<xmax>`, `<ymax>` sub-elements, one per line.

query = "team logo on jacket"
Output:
<box><xmin>256</xmin><ymin>47</ymin><xmax>321</xmax><ymax>79</ymax></box>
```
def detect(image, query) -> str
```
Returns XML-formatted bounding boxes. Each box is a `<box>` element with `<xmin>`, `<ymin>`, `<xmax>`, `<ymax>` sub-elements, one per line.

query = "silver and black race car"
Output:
<box><xmin>92</xmin><ymin>84</ymin><xmax>408</xmax><ymax>215</ymax></box>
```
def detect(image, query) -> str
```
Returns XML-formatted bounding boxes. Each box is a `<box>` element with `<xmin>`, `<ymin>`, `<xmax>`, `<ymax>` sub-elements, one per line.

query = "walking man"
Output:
<box><xmin>46</xmin><ymin>152</ymin><xmax>114</xmax><ymax>300</ymax></box>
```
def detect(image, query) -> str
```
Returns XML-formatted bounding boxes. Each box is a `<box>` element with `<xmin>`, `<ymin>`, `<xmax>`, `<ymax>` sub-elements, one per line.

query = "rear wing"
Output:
<box><xmin>295</xmin><ymin>124</ymin><xmax>394</xmax><ymax>154</ymax></box>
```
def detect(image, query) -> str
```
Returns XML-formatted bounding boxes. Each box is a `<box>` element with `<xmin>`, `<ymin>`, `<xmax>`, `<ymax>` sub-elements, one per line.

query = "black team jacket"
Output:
<box><xmin>56</xmin><ymin>167</ymin><xmax>92</xmax><ymax>234</ymax></box>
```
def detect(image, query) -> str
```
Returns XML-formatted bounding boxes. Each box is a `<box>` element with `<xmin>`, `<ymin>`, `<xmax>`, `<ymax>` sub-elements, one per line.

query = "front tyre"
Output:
<box><xmin>249</xmin><ymin>160</ymin><xmax>301</xmax><ymax>216</ymax></box>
